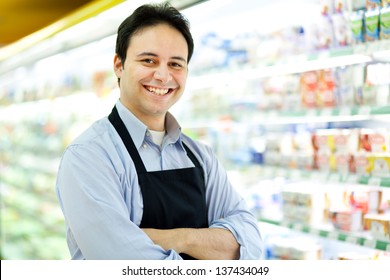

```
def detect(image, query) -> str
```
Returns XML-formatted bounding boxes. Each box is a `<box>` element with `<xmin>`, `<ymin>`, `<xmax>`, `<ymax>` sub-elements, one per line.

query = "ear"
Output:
<box><xmin>113</xmin><ymin>54</ymin><xmax>123</xmax><ymax>78</ymax></box>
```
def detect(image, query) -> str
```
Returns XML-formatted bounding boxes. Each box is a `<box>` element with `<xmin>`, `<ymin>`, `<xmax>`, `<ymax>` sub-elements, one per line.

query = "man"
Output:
<box><xmin>56</xmin><ymin>3</ymin><xmax>262</xmax><ymax>260</ymax></box>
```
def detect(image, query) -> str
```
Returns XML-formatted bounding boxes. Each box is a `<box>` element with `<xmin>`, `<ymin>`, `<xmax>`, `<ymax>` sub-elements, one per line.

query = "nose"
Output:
<box><xmin>154</xmin><ymin>65</ymin><xmax>172</xmax><ymax>84</ymax></box>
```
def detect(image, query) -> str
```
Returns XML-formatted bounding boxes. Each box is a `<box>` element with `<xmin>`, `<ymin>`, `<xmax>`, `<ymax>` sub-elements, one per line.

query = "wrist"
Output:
<box><xmin>176</xmin><ymin>228</ymin><xmax>192</xmax><ymax>254</ymax></box>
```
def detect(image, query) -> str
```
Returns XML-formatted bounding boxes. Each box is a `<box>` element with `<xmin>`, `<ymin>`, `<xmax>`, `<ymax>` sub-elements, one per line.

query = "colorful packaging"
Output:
<box><xmin>300</xmin><ymin>71</ymin><xmax>318</xmax><ymax>108</ymax></box>
<box><xmin>367</xmin><ymin>153</ymin><xmax>390</xmax><ymax>177</ymax></box>
<box><xmin>364</xmin><ymin>214</ymin><xmax>390</xmax><ymax>240</ymax></box>
<box><xmin>329</xmin><ymin>209</ymin><xmax>363</xmax><ymax>231</ymax></box>
<box><xmin>350</xmin><ymin>11</ymin><xmax>366</xmax><ymax>44</ymax></box>
<box><xmin>348</xmin><ymin>188</ymin><xmax>382</xmax><ymax>213</ymax></box>
<box><xmin>380</xmin><ymin>6</ymin><xmax>390</xmax><ymax>39</ymax></box>
<box><xmin>350</xmin><ymin>151</ymin><xmax>371</xmax><ymax>175</ymax></box>
<box><xmin>365</xmin><ymin>9</ymin><xmax>381</xmax><ymax>41</ymax></box>
<box><xmin>366</xmin><ymin>0</ymin><xmax>382</xmax><ymax>10</ymax></box>
<box><xmin>317</xmin><ymin>69</ymin><xmax>336</xmax><ymax>107</ymax></box>
<box><xmin>360</xmin><ymin>128</ymin><xmax>390</xmax><ymax>153</ymax></box>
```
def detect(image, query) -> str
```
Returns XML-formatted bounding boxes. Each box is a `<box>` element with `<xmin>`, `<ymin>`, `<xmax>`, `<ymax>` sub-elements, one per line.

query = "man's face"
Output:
<box><xmin>114</xmin><ymin>23</ymin><xmax>189</xmax><ymax>124</ymax></box>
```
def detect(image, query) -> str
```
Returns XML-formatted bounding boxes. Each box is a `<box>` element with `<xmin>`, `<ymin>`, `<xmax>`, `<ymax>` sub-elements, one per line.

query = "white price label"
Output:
<box><xmin>346</xmin><ymin>174</ymin><xmax>358</xmax><ymax>184</ymax></box>
<box><xmin>309</xmin><ymin>228</ymin><xmax>320</xmax><ymax>236</ymax></box>
<box><xmin>306</xmin><ymin>109</ymin><xmax>317</xmax><ymax>118</ymax></box>
<box><xmin>292</xmin><ymin>223</ymin><xmax>303</xmax><ymax>231</ymax></box>
<box><xmin>368</xmin><ymin>177</ymin><xmax>381</xmax><ymax>186</ymax></box>
<box><xmin>339</xmin><ymin>107</ymin><xmax>351</xmax><ymax>116</ymax></box>
<box><xmin>320</xmin><ymin>108</ymin><xmax>332</xmax><ymax>117</ymax></box>
<box><xmin>357</xmin><ymin>106</ymin><xmax>371</xmax><ymax>116</ymax></box>
<box><xmin>328</xmin><ymin>231</ymin><xmax>339</xmax><ymax>240</ymax></box>
<box><xmin>328</xmin><ymin>173</ymin><xmax>340</xmax><ymax>183</ymax></box>
<box><xmin>346</xmin><ymin>236</ymin><xmax>359</xmax><ymax>245</ymax></box>
<box><xmin>363</xmin><ymin>239</ymin><xmax>376</xmax><ymax>248</ymax></box>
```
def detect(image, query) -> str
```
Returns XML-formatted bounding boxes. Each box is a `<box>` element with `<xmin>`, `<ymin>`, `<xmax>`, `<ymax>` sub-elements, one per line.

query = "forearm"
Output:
<box><xmin>142</xmin><ymin>228</ymin><xmax>240</xmax><ymax>260</ymax></box>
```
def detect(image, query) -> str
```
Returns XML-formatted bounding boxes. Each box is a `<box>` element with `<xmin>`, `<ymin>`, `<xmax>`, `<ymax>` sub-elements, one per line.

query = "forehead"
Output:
<box><xmin>128</xmin><ymin>24</ymin><xmax>188</xmax><ymax>56</ymax></box>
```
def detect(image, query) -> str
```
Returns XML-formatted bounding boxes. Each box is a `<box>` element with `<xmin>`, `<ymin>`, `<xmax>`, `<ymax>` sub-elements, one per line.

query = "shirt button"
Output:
<box><xmin>146</xmin><ymin>131</ymin><xmax>150</xmax><ymax>136</ymax></box>
<box><xmin>142</xmin><ymin>143</ymin><xmax>148</xmax><ymax>149</ymax></box>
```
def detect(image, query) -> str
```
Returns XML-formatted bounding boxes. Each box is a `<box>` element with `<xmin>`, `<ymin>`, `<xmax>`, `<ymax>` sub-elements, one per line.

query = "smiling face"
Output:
<box><xmin>114</xmin><ymin>23</ymin><xmax>189</xmax><ymax>130</ymax></box>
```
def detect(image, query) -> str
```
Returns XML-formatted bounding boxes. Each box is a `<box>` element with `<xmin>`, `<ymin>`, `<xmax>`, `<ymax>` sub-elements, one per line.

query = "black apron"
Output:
<box><xmin>108</xmin><ymin>106</ymin><xmax>208</xmax><ymax>260</ymax></box>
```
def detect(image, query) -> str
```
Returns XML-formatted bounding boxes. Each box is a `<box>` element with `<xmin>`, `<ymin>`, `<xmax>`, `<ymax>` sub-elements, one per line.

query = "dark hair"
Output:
<box><xmin>115</xmin><ymin>2</ymin><xmax>194</xmax><ymax>65</ymax></box>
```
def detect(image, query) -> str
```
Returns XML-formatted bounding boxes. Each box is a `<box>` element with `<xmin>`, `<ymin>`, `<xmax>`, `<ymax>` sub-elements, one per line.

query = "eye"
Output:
<box><xmin>142</xmin><ymin>58</ymin><xmax>155</xmax><ymax>64</ymax></box>
<box><xmin>170</xmin><ymin>62</ymin><xmax>183</xmax><ymax>69</ymax></box>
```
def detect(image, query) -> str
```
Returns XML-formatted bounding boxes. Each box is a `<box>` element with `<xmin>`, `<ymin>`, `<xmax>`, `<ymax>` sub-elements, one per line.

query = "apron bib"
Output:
<box><xmin>109</xmin><ymin>106</ymin><xmax>208</xmax><ymax>259</ymax></box>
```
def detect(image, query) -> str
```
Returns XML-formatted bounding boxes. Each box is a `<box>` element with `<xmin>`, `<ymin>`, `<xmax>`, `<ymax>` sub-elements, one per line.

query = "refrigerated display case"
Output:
<box><xmin>1</xmin><ymin>0</ymin><xmax>389</xmax><ymax>259</ymax></box>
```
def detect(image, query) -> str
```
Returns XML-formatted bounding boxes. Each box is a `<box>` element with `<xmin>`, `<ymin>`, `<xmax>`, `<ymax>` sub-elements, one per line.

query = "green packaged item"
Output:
<box><xmin>350</xmin><ymin>11</ymin><xmax>365</xmax><ymax>43</ymax></box>
<box><xmin>381</xmin><ymin>6</ymin><xmax>390</xmax><ymax>39</ymax></box>
<box><xmin>365</xmin><ymin>9</ymin><xmax>380</xmax><ymax>41</ymax></box>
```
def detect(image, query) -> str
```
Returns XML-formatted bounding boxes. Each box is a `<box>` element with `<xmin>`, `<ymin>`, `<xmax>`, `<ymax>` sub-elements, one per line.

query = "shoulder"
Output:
<box><xmin>63</xmin><ymin>117</ymin><xmax>121</xmax><ymax>162</ymax></box>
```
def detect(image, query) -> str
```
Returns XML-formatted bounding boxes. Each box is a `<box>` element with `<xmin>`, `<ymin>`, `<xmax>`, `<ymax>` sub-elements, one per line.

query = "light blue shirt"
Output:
<box><xmin>56</xmin><ymin>100</ymin><xmax>263</xmax><ymax>260</ymax></box>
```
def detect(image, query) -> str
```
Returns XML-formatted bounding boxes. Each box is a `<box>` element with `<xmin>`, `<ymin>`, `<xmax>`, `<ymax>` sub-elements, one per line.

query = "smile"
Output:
<box><xmin>145</xmin><ymin>86</ymin><xmax>172</xmax><ymax>96</ymax></box>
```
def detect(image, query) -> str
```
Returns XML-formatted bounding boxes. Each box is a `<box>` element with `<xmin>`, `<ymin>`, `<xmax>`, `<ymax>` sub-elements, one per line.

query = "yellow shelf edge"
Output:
<box><xmin>0</xmin><ymin>0</ymin><xmax>125</xmax><ymax>62</ymax></box>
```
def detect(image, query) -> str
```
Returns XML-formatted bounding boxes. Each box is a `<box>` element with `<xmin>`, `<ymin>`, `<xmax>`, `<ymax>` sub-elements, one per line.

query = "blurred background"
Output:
<box><xmin>1</xmin><ymin>0</ymin><xmax>390</xmax><ymax>260</ymax></box>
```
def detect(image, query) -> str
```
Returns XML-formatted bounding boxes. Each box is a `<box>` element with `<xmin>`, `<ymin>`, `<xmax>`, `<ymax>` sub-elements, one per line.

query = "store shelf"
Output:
<box><xmin>258</xmin><ymin>166</ymin><xmax>390</xmax><ymax>188</ymax></box>
<box><xmin>187</xmin><ymin>41</ymin><xmax>390</xmax><ymax>91</ymax></box>
<box><xmin>250</xmin><ymin>105</ymin><xmax>390</xmax><ymax>125</ymax></box>
<box><xmin>259</xmin><ymin>217</ymin><xmax>390</xmax><ymax>252</ymax></box>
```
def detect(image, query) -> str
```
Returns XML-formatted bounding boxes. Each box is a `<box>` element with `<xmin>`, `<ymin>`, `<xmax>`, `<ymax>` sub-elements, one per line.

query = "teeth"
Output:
<box><xmin>146</xmin><ymin>86</ymin><xmax>169</xmax><ymax>95</ymax></box>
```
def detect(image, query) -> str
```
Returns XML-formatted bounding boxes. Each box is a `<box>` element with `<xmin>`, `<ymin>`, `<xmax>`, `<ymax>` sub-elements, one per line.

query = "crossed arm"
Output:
<box><xmin>142</xmin><ymin>228</ymin><xmax>240</xmax><ymax>260</ymax></box>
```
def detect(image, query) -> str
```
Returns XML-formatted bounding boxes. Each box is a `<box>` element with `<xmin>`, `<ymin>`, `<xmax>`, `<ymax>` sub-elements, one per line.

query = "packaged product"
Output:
<box><xmin>332</xmin><ymin>12</ymin><xmax>352</xmax><ymax>46</ymax></box>
<box><xmin>349</xmin><ymin>151</ymin><xmax>371</xmax><ymax>174</ymax></box>
<box><xmin>351</xmin><ymin>0</ymin><xmax>367</xmax><ymax>10</ymax></box>
<box><xmin>317</xmin><ymin>69</ymin><xmax>336</xmax><ymax>107</ymax></box>
<box><xmin>359</xmin><ymin>128</ymin><xmax>390</xmax><ymax>153</ymax></box>
<box><xmin>380</xmin><ymin>6</ymin><xmax>390</xmax><ymax>39</ymax></box>
<box><xmin>348</xmin><ymin>187</ymin><xmax>383</xmax><ymax>213</ymax></box>
<box><xmin>313</xmin><ymin>129</ymin><xmax>335</xmax><ymax>152</ymax></box>
<box><xmin>335</xmin><ymin>151</ymin><xmax>351</xmax><ymax>174</ymax></box>
<box><xmin>321</xmin><ymin>0</ymin><xmax>334</xmax><ymax>15</ymax></box>
<box><xmin>329</xmin><ymin>208</ymin><xmax>363</xmax><ymax>231</ymax></box>
<box><xmin>281</xmin><ymin>183</ymin><xmax>327</xmax><ymax>225</ymax></box>
<box><xmin>364</xmin><ymin>213</ymin><xmax>390</xmax><ymax>240</ymax></box>
<box><xmin>334</xmin><ymin>66</ymin><xmax>355</xmax><ymax>106</ymax></box>
<box><xmin>300</xmin><ymin>71</ymin><xmax>318</xmax><ymax>108</ymax></box>
<box><xmin>350</xmin><ymin>11</ymin><xmax>365</xmax><ymax>44</ymax></box>
<box><xmin>267</xmin><ymin>236</ymin><xmax>322</xmax><ymax>260</ymax></box>
<box><xmin>334</xmin><ymin>0</ymin><xmax>349</xmax><ymax>13</ymax></box>
<box><xmin>318</xmin><ymin>14</ymin><xmax>335</xmax><ymax>49</ymax></box>
<box><xmin>366</xmin><ymin>63</ymin><xmax>390</xmax><ymax>86</ymax></box>
<box><xmin>366</xmin><ymin>0</ymin><xmax>383</xmax><ymax>10</ymax></box>
<box><xmin>367</xmin><ymin>153</ymin><xmax>390</xmax><ymax>177</ymax></box>
<box><xmin>365</xmin><ymin>9</ymin><xmax>380</xmax><ymax>41</ymax></box>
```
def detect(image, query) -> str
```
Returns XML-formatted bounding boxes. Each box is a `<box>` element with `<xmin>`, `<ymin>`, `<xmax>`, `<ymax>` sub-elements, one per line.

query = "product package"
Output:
<box><xmin>365</xmin><ymin>9</ymin><xmax>381</xmax><ymax>41</ymax></box>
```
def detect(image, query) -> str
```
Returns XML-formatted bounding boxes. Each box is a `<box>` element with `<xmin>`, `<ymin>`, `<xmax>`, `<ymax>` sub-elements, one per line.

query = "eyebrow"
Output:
<box><xmin>137</xmin><ymin>52</ymin><xmax>187</xmax><ymax>63</ymax></box>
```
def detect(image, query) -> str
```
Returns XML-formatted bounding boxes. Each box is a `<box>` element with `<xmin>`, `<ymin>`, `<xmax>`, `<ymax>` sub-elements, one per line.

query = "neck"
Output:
<box><xmin>143</xmin><ymin>114</ymin><xmax>165</xmax><ymax>131</ymax></box>
<box><xmin>119</xmin><ymin>99</ymin><xmax>166</xmax><ymax>131</ymax></box>
<box><xmin>131</xmin><ymin>109</ymin><xmax>165</xmax><ymax>131</ymax></box>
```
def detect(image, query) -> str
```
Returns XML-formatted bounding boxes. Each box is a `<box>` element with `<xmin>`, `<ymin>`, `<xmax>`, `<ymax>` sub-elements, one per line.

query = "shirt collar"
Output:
<box><xmin>115</xmin><ymin>100</ymin><xmax>182</xmax><ymax>149</ymax></box>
